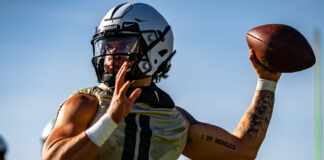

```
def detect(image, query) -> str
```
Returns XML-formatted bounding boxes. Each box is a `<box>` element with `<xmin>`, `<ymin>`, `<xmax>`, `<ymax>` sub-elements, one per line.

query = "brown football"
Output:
<box><xmin>246</xmin><ymin>24</ymin><xmax>316</xmax><ymax>72</ymax></box>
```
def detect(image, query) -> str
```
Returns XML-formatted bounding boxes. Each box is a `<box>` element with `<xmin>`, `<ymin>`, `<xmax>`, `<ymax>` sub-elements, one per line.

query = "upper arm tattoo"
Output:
<box><xmin>200</xmin><ymin>134</ymin><xmax>236</xmax><ymax>150</ymax></box>
<box><xmin>177</xmin><ymin>107</ymin><xmax>237</xmax><ymax>151</ymax></box>
<box><xmin>176</xmin><ymin>107</ymin><xmax>200</xmax><ymax>125</ymax></box>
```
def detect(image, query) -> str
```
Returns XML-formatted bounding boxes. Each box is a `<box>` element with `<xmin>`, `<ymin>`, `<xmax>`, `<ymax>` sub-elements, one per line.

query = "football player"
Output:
<box><xmin>42</xmin><ymin>2</ymin><xmax>281</xmax><ymax>160</ymax></box>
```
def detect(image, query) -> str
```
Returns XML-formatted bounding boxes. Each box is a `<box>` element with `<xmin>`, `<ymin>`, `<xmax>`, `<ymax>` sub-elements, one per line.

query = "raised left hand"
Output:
<box><xmin>107</xmin><ymin>62</ymin><xmax>142</xmax><ymax>123</ymax></box>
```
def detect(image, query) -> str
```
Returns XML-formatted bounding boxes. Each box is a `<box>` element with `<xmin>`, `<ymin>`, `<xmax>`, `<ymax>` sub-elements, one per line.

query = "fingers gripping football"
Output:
<box><xmin>107</xmin><ymin>62</ymin><xmax>142</xmax><ymax>123</ymax></box>
<box><xmin>249</xmin><ymin>50</ymin><xmax>282</xmax><ymax>82</ymax></box>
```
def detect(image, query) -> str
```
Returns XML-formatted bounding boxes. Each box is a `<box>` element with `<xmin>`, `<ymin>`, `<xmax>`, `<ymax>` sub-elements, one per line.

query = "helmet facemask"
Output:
<box><xmin>91</xmin><ymin>33</ymin><xmax>145</xmax><ymax>87</ymax></box>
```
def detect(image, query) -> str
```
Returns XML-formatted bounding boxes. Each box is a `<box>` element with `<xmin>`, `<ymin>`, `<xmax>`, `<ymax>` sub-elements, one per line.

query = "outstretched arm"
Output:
<box><xmin>179</xmin><ymin>50</ymin><xmax>281</xmax><ymax>160</ymax></box>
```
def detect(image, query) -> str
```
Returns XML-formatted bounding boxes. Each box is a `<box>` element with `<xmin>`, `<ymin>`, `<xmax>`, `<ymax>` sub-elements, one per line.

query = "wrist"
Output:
<box><xmin>86</xmin><ymin>113</ymin><xmax>118</xmax><ymax>147</ymax></box>
<box><xmin>107</xmin><ymin>109</ymin><xmax>121</xmax><ymax>124</ymax></box>
<box><xmin>256</xmin><ymin>78</ymin><xmax>277</xmax><ymax>92</ymax></box>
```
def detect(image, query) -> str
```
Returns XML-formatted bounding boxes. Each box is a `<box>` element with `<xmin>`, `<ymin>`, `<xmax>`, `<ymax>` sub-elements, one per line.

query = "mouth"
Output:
<box><xmin>104</xmin><ymin>63</ymin><xmax>123</xmax><ymax>74</ymax></box>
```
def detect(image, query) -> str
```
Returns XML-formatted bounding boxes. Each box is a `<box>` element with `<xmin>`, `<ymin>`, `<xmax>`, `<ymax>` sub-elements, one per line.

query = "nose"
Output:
<box><xmin>106</xmin><ymin>47</ymin><xmax>119</xmax><ymax>60</ymax></box>
<box><xmin>107</xmin><ymin>55</ymin><xmax>121</xmax><ymax>63</ymax></box>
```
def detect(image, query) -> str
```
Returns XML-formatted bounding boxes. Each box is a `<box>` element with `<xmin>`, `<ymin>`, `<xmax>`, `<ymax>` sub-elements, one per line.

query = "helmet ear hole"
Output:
<box><xmin>154</xmin><ymin>59</ymin><xmax>158</xmax><ymax>64</ymax></box>
<box><xmin>158</xmin><ymin>49</ymin><xmax>168</xmax><ymax>57</ymax></box>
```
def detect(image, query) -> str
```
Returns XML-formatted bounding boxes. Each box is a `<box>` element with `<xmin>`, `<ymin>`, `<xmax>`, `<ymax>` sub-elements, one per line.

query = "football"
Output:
<box><xmin>246</xmin><ymin>24</ymin><xmax>316</xmax><ymax>72</ymax></box>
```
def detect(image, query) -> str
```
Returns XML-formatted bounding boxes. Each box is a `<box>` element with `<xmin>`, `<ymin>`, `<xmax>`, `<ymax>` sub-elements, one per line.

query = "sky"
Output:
<box><xmin>0</xmin><ymin>0</ymin><xmax>323</xmax><ymax>160</ymax></box>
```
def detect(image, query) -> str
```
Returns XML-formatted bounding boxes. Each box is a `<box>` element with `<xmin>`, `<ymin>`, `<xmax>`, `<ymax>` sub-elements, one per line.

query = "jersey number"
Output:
<box><xmin>122</xmin><ymin>114</ymin><xmax>152</xmax><ymax>160</ymax></box>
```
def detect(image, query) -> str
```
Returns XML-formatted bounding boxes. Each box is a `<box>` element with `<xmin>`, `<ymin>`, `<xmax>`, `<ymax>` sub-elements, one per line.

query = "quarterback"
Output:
<box><xmin>42</xmin><ymin>2</ymin><xmax>281</xmax><ymax>160</ymax></box>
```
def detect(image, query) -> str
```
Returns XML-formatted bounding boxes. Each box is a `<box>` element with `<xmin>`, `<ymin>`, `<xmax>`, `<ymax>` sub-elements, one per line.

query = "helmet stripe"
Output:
<box><xmin>110</xmin><ymin>3</ymin><xmax>127</xmax><ymax>19</ymax></box>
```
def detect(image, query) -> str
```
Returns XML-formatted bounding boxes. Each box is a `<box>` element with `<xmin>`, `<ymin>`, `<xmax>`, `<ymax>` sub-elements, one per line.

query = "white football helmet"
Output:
<box><xmin>91</xmin><ymin>2</ymin><xmax>175</xmax><ymax>86</ymax></box>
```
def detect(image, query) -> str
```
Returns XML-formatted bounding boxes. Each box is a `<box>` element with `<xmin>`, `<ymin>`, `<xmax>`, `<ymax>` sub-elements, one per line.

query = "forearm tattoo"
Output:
<box><xmin>236</xmin><ymin>90</ymin><xmax>275</xmax><ymax>137</ymax></box>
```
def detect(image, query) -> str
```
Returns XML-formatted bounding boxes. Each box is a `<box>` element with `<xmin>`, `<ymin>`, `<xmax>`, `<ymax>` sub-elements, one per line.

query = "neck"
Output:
<box><xmin>100</xmin><ymin>77</ymin><xmax>153</xmax><ymax>90</ymax></box>
<box><xmin>131</xmin><ymin>76</ymin><xmax>152</xmax><ymax>87</ymax></box>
